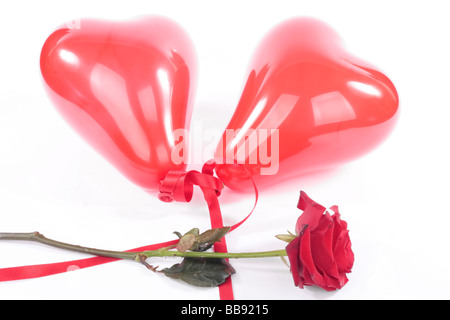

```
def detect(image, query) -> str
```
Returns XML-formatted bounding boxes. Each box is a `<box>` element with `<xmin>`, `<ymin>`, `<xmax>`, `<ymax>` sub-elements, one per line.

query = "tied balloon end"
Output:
<box><xmin>158</xmin><ymin>170</ymin><xmax>194</xmax><ymax>203</ymax></box>
<box><xmin>158</xmin><ymin>193</ymin><xmax>174</xmax><ymax>203</ymax></box>
<box><xmin>157</xmin><ymin>162</ymin><xmax>224</xmax><ymax>205</ymax></box>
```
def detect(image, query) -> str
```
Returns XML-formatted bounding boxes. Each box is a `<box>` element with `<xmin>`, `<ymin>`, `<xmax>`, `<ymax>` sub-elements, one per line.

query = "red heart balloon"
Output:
<box><xmin>214</xmin><ymin>18</ymin><xmax>399</xmax><ymax>192</ymax></box>
<box><xmin>40</xmin><ymin>16</ymin><xmax>197</xmax><ymax>193</ymax></box>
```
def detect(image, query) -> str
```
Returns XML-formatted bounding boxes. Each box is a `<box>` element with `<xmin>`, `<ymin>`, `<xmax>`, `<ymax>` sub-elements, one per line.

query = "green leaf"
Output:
<box><xmin>174</xmin><ymin>228</ymin><xmax>199</xmax><ymax>239</ymax></box>
<box><xmin>173</xmin><ymin>227</ymin><xmax>230</xmax><ymax>252</ymax></box>
<box><xmin>196</xmin><ymin>227</ymin><xmax>230</xmax><ymax>252</ymax></box>
<box><xmin>275</xmin><ymin>230</ymin><xmax>298</xmax><ymax>243</ymax></box>
<box><xmin>176</xmin><ymin>233</ymin><xmax>197</xmax><ymax>252</ymax></box>
<box><xmin>162</xmin><ymin>257</ymin><xmax>236</xmax><ymax>287</ymax></box>
<box><xmin>275</xmin><ymin>234</ymin><xmax>297</xmax><ymax>243</ymax></box>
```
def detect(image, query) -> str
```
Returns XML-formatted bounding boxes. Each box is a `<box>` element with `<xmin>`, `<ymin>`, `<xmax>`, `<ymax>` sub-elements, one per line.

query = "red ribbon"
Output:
<box><xmin>0</xmin><ymin>240</ymin><xmax>179</xmax><ymax>282</ymax></box>
<box><xmin>0</xmin><ymin>161</ymin><xmax>258</xmax><ymax>300</ymax></box>
<box><xmin>158</xmin><ymin>161</ymin><xmax>257</xmax><ymax>299</ymax></box>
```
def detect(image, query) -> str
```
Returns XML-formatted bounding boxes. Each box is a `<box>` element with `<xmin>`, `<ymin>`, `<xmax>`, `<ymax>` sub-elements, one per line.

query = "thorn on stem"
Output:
<box><xmin>138</xmin><ymin>254</ymin><xmax>159</xmax><ymax>273</ymax></box>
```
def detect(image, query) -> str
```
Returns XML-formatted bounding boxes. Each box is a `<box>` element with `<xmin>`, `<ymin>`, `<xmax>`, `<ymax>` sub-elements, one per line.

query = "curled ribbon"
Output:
<box><xmin>0</xmin><ymin>161</ymin><xmax>258</xmax><ymax>300</ymax></box>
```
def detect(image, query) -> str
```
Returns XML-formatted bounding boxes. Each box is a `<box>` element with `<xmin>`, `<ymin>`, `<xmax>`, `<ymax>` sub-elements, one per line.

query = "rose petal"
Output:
<box><xmin>333</xmin><ymin>231</ymin><xmax>349</xmax><ymax>272</ymax></box>
<box><xmin>297</xmin><ymin>191</ymin><xmax>326</xmax><ymax>212</ymax></box>
<box><xmin>344</xmin><ymin>237</ymin><xmax>355</xmax><ymax>272</ymax></box>
<box><xmin>331</xmin><ymin>212</ymin><xmax>343</xmax><ymax>247</ymax></box>
<box><xmin>312</xmin><ymin>219</ymin><xmax>342</xmax><ymax>281</ymax></box>
<box><xmin>299</xmin><ymin>229</ymin><xmax>327</xmax><ymax>288</ymax></box>
<box><xmin>331</xmin><ymin>213</ymin><xmax>354</xmax><ymax>273</ymax></box>
<box><xmin>285</xmin><ymin>236</ymin><xmax>301</xmax><ymax>287</ymax></box>
<box><xmin>323</xmin><ymin>272</ymin><xmax>341</xmax><ymax>291</ymax></box>
<box><xmin>329</xmin><ymin>205</ymin><xmax>339</xmax><ymax>215</ymax></box>
<box><xmin>295</xmin><ymin>191</ymin><xmax>327</xmax><ymax>234</ymax></box>
<box><xmin>302</xmin><ymin>267</ymin><xmax>313</xmax><ymax>287</ymax></box>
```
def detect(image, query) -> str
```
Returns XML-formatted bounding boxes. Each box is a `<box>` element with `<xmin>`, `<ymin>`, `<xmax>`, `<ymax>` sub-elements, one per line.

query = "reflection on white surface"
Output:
<box><xmin>90</xmin><ymin>64</ymin><xmax>150</xmax><ymax>161</ymax></box>
<box><xmin>311</xmin><ymin>91</ymin><xmax>356</xmax><ymax>126</ymax></box>
<box><xmin>157</xmin><ymin>68</ymin><xmax>174</xmax><ymax>148</ymax></box>
<box><xmin>347</xmin><ymin>80</ymin><xmax>382</xmax><ymax>97</ymax></box>
<box><xmin>59</xmin><ymin>49</ymin><xmax>79</xmax><ymax>67</ymax></box>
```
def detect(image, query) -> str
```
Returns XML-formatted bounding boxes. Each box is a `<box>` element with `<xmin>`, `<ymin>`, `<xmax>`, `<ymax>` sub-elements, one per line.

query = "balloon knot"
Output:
<box><xmin>158</xmin><ymin>161</ymin><xmax>223</xmax><ymax>203</ymax></box>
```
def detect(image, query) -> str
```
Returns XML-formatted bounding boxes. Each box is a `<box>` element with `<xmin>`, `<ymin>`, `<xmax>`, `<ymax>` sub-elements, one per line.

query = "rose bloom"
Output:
<box><xmin>286</xmin><ymin>191</ymin><xmax>354</xmax><ymax>291</ymax></box>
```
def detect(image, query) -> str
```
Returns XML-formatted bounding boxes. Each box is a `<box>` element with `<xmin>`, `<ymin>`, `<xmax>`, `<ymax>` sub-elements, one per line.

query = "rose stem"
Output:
<box><xmin>0</xmin><ymin>232</ymin><xmax>136</xmax><ymax>260</ymax></box>
<box><xmin>0</xmin><ymin>231</ymin><xmax>287</xmax><ymax>262</ymax></box>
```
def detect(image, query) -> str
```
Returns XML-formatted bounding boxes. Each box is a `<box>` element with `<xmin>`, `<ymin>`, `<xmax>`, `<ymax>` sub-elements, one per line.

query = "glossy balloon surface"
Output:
<box><xmin>41</xmin><ymin>16</ymin><xmax>197</xmax><ymax>192</ymax></box>
<box><xmin>214</xmin><ymin>18</ymin><xmax>399</xmax><ymax>191</ymax></box>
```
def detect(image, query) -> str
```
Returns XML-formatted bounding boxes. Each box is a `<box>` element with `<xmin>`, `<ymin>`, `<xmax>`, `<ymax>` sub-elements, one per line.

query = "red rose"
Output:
<box><xmin>285</xmin><ymin>191</ymin><xmax>354</xmax><ymax>291</ymax></box>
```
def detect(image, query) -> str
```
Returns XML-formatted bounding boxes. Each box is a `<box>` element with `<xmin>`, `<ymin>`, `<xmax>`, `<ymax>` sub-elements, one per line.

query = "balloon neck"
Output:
<box><xmin>214</xmin><ymin>163</ymin><xmax>258</xmax><ymax>193</ymax></box>
<box><xmin>158</xmin><ymin>161</ymin><xmax>223</xmax><ymax>204</ymax></box>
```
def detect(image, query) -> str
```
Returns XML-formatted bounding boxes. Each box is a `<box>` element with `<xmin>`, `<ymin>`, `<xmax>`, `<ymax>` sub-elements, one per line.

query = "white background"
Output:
<box><xmin>1</xmin><ymin>0</ymin><xmax>449</xmax><ymax>300</ymax></box>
